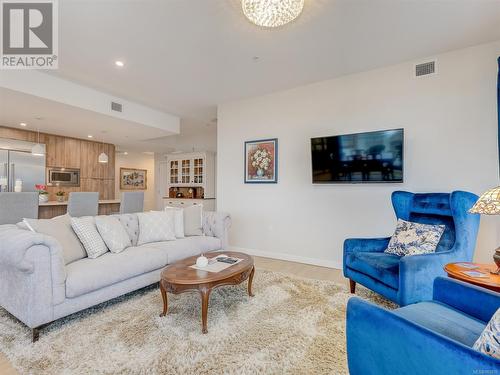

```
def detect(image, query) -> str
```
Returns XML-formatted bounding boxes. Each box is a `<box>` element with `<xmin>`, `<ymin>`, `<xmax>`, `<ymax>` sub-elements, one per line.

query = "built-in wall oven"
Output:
<box><xmin>47</xmin><ymin>168</ymin><xmax>80</xmax><ymax>187</ymax></box>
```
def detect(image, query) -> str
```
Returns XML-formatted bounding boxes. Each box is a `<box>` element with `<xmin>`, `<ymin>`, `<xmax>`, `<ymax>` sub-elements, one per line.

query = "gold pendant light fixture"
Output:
<box><xmin>242</xmin><ymin>0</ymin><xmax>305</xmax><ymax>28</ymax></box>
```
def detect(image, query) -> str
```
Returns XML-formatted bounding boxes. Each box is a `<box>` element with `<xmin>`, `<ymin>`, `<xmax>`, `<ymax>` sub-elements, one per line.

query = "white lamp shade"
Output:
<box><xmin>98</xmin><ymin>152</ymin><xmax>109</xmax><ymax>163</ymax></box>
<box><xmin>31</xmin><ymin>143</ymin><xmax>45</xmax><ymax>156</ymax></box>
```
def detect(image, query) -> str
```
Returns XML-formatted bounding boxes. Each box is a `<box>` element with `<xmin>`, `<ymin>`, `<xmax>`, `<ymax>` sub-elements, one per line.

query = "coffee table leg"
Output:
<box><xmin>248</xmin><ymin>266</ymin><xmax>255</xmax><ymax>297</ymax></box>
<box><xmin>159</xmin><ymin>281</ymin><xmax>168</xmax><ymax>317</ymax></box>
<box><xmin>200</xmin><ymin>288</ymin><xmax>211</xmax><ymax>334</ymax></box>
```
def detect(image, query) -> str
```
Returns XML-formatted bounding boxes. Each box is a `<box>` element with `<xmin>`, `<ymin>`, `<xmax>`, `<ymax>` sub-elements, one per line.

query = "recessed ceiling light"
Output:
<box><xmin>87</xmin><ymin>135</ymin><xmax>93</xmax><ymax>138</ymax></box>
<box><xmin>19</xmin><ymin>122</ymin><xmax>27</xmax><ymax>127</ymax></box>
<box><xmin>115</xmin><ymin>60</ymin><xmax>125</xmax><ymax>67</ymax></box>
<box><xmin>123</xmin><ymin>152</ymin><xmax>128</xmax><ymax>155</ymax></box>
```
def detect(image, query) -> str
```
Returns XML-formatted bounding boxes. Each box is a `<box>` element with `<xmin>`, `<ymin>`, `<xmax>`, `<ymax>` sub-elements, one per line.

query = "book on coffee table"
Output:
<box><xmin>190</xmin><ymin>255</ymin><xmax>243</xmax><ymax>273</ymax></box>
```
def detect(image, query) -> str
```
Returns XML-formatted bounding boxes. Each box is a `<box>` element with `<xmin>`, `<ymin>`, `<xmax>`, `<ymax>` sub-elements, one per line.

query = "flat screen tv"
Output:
<box><xmin>311</xmin><ymin>129</ymin><xmax>404</xmax><ymax>183</ymax></box>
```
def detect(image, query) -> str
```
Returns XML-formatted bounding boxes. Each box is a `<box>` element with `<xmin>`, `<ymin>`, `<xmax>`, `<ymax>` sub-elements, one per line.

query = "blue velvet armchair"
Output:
<box><xmin>343</xmin><ymin>191</ymin><xmax>480</xmax><ymax>306</ymax></box>
<box><xmin>346</xmin><ymin>277</ymin><xmax>500</xmax><ymax>375</ymax></box>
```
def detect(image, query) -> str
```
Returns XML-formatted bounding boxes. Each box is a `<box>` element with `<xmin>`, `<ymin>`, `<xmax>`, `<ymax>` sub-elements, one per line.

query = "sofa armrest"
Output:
<box><xmin>202</xmin><ymin>211</ymin><xmax>231</xmax><ymax>249</ymax></box>
<box><xmin>346</xmin><ymin>297</ymin><xmax>499</xmax><ymax>375</ymax></box>
<box><xmin>398</xmin><ymin>249</ymin><xmax>457</xmax><ymax>305</ymax></box>
<box><xmin>0</xmin><ymin>228</ymin><xmax>66</xmax><ymax>326</ymax></box>
<box><xmin>433</xmin><ymin>277</ymin><xmax>500</xmax><ymax>323</ymax></box>
<box><xmin>343</xmin><ymin>237</ymin><xmax>391</xmax><ymax>254</ymax></box>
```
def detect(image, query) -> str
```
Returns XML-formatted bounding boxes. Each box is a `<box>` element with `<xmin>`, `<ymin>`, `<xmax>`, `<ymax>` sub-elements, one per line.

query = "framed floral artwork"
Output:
<box><xmin>244</xmin><ymin>138</ymin><xmax>278</xmax><ymax>183</ymax></box>
<box><xmin>120</xmin><ymin>168</ymin><xmax>147</xmax><ymax>190</ymax></box>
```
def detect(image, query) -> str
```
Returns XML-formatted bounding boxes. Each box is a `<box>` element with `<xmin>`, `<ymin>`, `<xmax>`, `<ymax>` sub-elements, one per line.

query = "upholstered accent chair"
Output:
<box><xmin>346</xmin><ymin>277</ymin><xmax>500</xmax><ymax>374</ymax></box>
<box><xmin>343</xmin><ymin>191</ymin><xmax>480</xmax><ymax>306</ymax></box>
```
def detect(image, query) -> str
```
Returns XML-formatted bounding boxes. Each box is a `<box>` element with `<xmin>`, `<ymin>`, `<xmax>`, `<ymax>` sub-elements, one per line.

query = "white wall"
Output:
<box><xmin>217</xmin><ymin>41</ymin><xmax>500</xmax><ymax>268</ymax></box>
<box><xmin>115</xmin><ymin>152</ymin><xmax>155</xmax><ymax>211</ymax></box>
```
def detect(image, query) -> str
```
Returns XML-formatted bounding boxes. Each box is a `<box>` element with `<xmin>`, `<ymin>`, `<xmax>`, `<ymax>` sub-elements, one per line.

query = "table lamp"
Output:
<box><xmin>469</xmin><ymin>186</ymin><xmax>500</xmax><ymax>274</ymax></box>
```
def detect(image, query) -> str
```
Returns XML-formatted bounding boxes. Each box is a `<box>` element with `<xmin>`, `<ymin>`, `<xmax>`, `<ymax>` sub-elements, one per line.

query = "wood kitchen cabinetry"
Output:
<box><xmin>0</xmin><ymin>126</ymin><xmax>115</xmax><ymax>200</ymax></box>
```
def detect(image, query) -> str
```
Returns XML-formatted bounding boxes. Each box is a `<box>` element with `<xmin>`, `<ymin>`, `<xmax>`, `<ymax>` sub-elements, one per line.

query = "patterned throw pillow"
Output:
<box><xmin>473</xmin><ymin>308</ymin><xmax>500</xmax><ymax>359</ymax></box>
<box><xmin>95</xmin><ymin>216</ymin><xmax>132</xmax><ymax>253</ymax></box>
<box><xmin>71</xmin><ymin>216</ymin><xmax>108</xmax><ymax>259</ymax></box>
<box><xmin>384</xmin><ymin>219</ymin><xmax>445</xmax><ymax>257</ymax></box>
<box><xmin>137</xmin><ymin>211</ymin><xmax>176</xmax><ymax>245</ymax></box>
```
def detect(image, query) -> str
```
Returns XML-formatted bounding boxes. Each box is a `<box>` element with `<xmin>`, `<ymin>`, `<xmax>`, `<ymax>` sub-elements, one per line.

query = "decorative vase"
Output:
<box><xmin>256</xmin><ymin>168</ymin><xmax>264</xmax><ymax>177</ymax></box>
<box><xmin>56</xmin><ymin>195</ymin><xmax>65</xmax><ymax>202</ymax></box>
<box><xmin>39</xmin><ymin>194</ymin><xmax>49</xmax><ymax>203</ymax></box>
<box><xmin>196</xmin><ymin>255</ymin><xmax>209</xmax><ymax>268</ymax></box>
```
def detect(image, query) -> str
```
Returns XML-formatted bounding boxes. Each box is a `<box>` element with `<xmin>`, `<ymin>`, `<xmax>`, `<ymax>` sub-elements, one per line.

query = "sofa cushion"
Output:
<box><xmin>394</xmin><ymin>301</ymin><xmax>486</xmax><ymax>347</ymax></box>
<box><xmin>139</xmin><ymin>236</ymin><xmax>222</xmax><ymax>264</ymax></box>
<box><xmin>184</xmin><ymin>205</ymin><xmax>203</xmax><ymax>236</ymax></box>
<box><xmin>346</xmin><ymin>252</ymin><xmax>400</xmax><ymax>289</ymax></box>
<box><xmin>164</xmin><ymin>207</ymin><xmax>185</xmax><ymax>238</ymax></box>
<box><xmin>71</xmin><ymin>216</ymin><xmax>108</xmax><ymax>259</ymax></box>
<box><xmin>473</xmin><ymin>308</ymin><xmax>500</xmax><ymax>359</ymax></box>
<box><xmin>112</xmin><ymin>213</ymin><xmax>139</xmax><ymax>246</ymax></box>
<box><xmin>385</xmin><ymin>219</ymin><xmax>445</xmax><ymax>256</ymax></box>
<box><xmin>66</xmin><ymin>245</ymin><xmax>168</xmax><ymax>298</ymax></box>
<box><xmin>24</xmin><ymin>214</ymin><xmax>86</xmax><ymax>265</ymax></box>
<box><xmin>137</xmin><ymin>211</ymin><xmax>176</xmax><ymax>245</ymax></box>
<box><xmin>95</xmin><ymin>216</ymin><xmax>131</xmax><ymax>253</ymax></box>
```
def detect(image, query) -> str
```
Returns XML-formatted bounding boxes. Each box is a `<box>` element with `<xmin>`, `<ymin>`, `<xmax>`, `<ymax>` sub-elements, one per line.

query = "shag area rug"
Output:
<box><xmin>0</xmin><ymin>270</ymin><xmax>393</xmax><ymax>375</ymax></box>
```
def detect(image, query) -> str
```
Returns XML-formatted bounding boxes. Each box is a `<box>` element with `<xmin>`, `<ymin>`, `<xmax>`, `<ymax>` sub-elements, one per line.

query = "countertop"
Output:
<box><xmin>39</xmin><ymin>199</ymin><xmax>121</xmax><ymax>207</ymax></box>
<box><xmin>162</xmin><ymin>197</ymin><xmax>215</xmax><ymax>200</ymax></box>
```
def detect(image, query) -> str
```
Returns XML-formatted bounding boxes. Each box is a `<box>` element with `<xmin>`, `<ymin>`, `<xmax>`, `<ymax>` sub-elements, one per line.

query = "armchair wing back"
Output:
<box><xmin>344</xmin><ymin>190</ymin><xmax>480</xmax><ymax>306</ymax></box>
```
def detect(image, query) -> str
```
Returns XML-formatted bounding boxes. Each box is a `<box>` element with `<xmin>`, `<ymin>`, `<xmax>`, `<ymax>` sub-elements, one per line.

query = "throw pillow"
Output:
<box><xmin>24</xmin><ymin>214</ymin><xmax>87</xmax><ymax>264</ymax></box>
<box><xmin>164</xmin><ymin>206</ymin><xmax>185</xmax><ymax>238</ymax></box>
<box><xmin>112</xmin><ymin>213</ymin><xmax>139</xmax><ymax>246</ymax></box>
<box><xmin>473</xmin><ymin>308</ymin><xmax>500</xmax><ymax>359</ymax></box>
<box><xmin>183</xmin><ymin>204</ymin><xmax>203</xmax><ymax>236</ymax></box>
<box><xmin>136</xmin><ymin>211</ymin><xmax>176</xmax><ymax>245</ymax></box>
<box><xmin>384</xmin><ymin>219</ymin><xmax>445</xmax><ymax>257</ymax></box>
<box><xmin>71</xmin><ymin>216</ymin><xmax>108</xmax><ymax>259</ymax></box>
<box><xmin>95</xmin><ymin>216</ymin><xmax>131</xmax><ymax>253</ymax></box>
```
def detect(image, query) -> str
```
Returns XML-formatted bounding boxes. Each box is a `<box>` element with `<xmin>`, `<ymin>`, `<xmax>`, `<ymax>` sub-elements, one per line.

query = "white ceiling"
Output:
<box><xmin>0</xmin><ymin>87</ymin><xmax>175</xmax><ymax>150</ymax></box>
<box><xmin>48</xmin><ymin>0</ymin><xmax>500</xmax><ymax>123</ymax></box>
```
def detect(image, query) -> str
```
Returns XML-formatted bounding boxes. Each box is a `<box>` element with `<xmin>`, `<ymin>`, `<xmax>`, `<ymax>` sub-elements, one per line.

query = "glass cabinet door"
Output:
<box><xmin>193</xmin><ymin>158</ymin><xmax>204</xmax><ymax>184</ymax></box>
<box><xmin>181</xmin><ymin>159</ymin><xmax>191</xmax><ymax>184</ymax></box>
<box><xmin>169</xmin><ymin>160</ymin><xmax>179</xmax><ymax>184</ymax></box>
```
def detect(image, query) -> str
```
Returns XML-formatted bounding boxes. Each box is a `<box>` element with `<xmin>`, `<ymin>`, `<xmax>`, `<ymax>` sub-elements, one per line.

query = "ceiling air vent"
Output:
<box><xmin>111</xmin><ymin>101</ymin><xmax>123</xmax><ymax>112</ymax></box>
<box><xmin>415</xmin><ymin>61</ymin><xmax>436</xmax><ymax>77</ymax></box>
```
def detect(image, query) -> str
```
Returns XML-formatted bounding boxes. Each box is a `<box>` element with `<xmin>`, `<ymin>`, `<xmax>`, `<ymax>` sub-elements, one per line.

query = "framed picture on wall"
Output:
<box><xmin>120</xmin><ymin>168</ymin><xmax>147</xmax><ymax>190</ymax></box>
<box><xmin>244</xmin><ymin>138</ymin><xmax>278</xmax><ymax>183</ymax></box>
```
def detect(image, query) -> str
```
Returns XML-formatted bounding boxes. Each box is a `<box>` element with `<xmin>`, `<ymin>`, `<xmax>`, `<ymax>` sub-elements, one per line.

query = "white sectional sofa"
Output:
<box><xmin>0</xmin><ymin>211</ymin><xmax>230</xmax><ymax>341</ymax></box>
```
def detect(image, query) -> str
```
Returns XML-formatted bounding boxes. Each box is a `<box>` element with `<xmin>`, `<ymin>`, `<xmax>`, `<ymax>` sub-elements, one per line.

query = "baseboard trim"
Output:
<box><xmin>228</xmin><ymin>246</ymin><xmax>343</xmax><ymax>270</ymax></box>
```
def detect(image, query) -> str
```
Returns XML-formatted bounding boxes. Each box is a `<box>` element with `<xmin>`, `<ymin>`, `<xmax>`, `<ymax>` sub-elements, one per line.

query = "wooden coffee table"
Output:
<box><xmin>444</xmin><ymin>262</ymin><xmax>500</xmax><ymax>293</ymax></box>
<box><xmin>159</xmin><ymin>251</ymin><xmax>255</xmax><ymax>334</ymax></box>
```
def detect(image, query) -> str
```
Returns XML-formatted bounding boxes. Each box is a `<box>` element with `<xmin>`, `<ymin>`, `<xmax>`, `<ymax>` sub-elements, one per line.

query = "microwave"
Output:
<box><xmin>47</xmin><ymin>168</ymin><xmax>80</xmax><ymax>187</ymax></box>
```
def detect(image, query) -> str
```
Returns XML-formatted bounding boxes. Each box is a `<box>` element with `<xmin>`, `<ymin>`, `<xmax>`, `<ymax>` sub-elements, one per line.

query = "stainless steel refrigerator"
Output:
<box><xmin>0</xmin><ymin>139</ymin><xmax>46</xmax><ymax>192</ymax></box>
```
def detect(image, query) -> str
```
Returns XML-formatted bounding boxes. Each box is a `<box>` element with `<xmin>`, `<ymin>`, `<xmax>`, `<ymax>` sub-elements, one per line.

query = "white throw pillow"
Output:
<box><xmin>71</xmin><ymin>216</ymin><xmax>108</xmax><ymax>259</ymax></box>
<box><xmin>183</xmin><ymin>204</ymin><xmax>203</xmax><ymax>236</ymax></box>
<box><xmin>137</xmin><ymin>211</ymin><xmax>176</xmax><ymax>245</ymax></box>
<box><xmin>95</xmin><ymin>216</ymin><xmax>132</xmax><ymax>253</ymax></box>
<box><xmin>164</xmin><ymin>206</ymin><xmax>185</xmax><ymax>238</ymax></box>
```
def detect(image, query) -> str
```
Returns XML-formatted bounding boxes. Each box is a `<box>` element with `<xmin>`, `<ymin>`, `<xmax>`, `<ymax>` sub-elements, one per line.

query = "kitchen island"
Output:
<box><xmin>38</xmin><ymin>199</ymin><xmax>121</xmax><ymax>219</ymax></box>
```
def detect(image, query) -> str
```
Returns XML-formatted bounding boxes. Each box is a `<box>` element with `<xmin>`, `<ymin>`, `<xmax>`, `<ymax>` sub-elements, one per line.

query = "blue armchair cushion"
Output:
<box><xmin>393</xmin><ymin>301</ymin><xmax>486</xmax><ymax>347</ymax></box>
<box><xmin>345</xmin><ymin>252</ymin><xmax>400</xmax><ymax>289</ymax></box>
<box><xmin>385</xmin><ymin>219</ymin><xmax>445</xmax><ymax>256</ymax></box>
<box><xmin>473</xmin><ymin>308</ymin><xmax>500</xmax><ymax>359</ymax></box>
